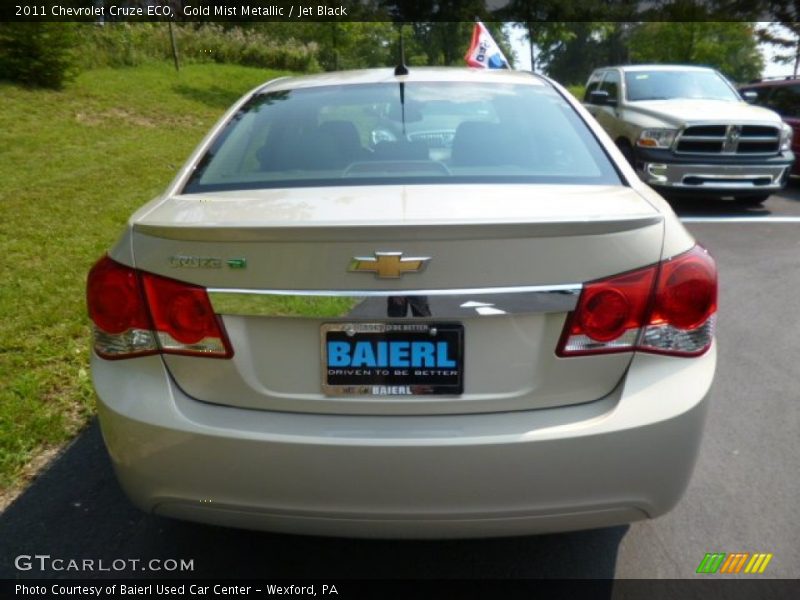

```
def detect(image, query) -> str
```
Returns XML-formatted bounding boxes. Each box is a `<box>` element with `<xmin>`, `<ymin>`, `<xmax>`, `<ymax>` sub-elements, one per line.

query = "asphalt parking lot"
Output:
<box><xmin>1</xmin><ymin>185</ymin><xmax>799</xmax><ymax>580</ymax></box>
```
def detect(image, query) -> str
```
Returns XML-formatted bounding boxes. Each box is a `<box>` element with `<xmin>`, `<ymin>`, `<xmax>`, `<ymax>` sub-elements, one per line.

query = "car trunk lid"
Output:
<box><xmin>130</xmin><ymin>184</ymin><xmax>664</xmax><ymax>415</ymax></box>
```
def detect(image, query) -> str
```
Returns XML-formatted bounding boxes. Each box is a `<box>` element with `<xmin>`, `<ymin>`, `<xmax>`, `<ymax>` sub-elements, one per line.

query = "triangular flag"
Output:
<box><xmin>465</xmin><ymin>21</ymin><xmax>510</xmax><ymax>69</ymax></box>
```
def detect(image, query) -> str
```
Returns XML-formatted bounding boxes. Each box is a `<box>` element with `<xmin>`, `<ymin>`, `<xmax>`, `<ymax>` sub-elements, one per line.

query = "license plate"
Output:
<box><xmin>321</xmin><ymin>322</ymin><xmax>464</xmax><ymax>396</ymax></box>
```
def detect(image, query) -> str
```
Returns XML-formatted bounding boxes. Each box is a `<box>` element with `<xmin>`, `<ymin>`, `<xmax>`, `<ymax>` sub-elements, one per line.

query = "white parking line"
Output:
<box><xmin>680</xmin><ymin>216</ymin><xmax>800</xmax><ymax>223</ymax></box>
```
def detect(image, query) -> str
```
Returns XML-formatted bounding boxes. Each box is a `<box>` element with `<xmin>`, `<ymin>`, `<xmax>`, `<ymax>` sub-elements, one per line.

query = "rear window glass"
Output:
<box><xmin>183</xmin><ymin>82</ymin><xmax>621</xmax><ymax>193</ymax></box>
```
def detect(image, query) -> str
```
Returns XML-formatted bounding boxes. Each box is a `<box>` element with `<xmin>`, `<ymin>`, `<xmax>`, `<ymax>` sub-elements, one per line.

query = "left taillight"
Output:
<box><xmin>87</xmin><ymin>256</ymin><xmax>232</xmax><ymax>360</ymax></box>
<box><xmin>87</xmin><ymin>256</ymin><xmax>158</xmax><ymax>359</ymax></box>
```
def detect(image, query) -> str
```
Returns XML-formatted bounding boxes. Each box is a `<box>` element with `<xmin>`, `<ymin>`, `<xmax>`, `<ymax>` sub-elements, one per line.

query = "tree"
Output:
<box><xmin>503</xmin><ymin>1</ymin><xmax>767</xmax><ymax>83</ymax></box>
<box><xmin>0</xmin><ymin>23</ymin><xmax>78</xmax><ymax>89</ymax></box>
<box><xmin>505</xmin><ymin>0</ymin><xmax>634</xmax><ymax>73</ymax></box>
<box><xmin>315</xmin><ymin>22</ymin><xmax>398</xmax><ymax>71</ymax></box>
<box><xmin>515</xmin><ymin>21</ymin><xmax>576</xmax><ymax>72</ymax></box>
<box><xmin>758</xmin><ymin>22</ymin><xmax>800</xmax><ymax>77</ymax></box>
<box><xmin>628</xmin><ymin>22</ymin><xmax>764</xmax><ymax>83</ymax></box>
<box><xmin>537</xmin><ymin>23</ymin><xmax>634</xmax><ymax>85</ymax></box>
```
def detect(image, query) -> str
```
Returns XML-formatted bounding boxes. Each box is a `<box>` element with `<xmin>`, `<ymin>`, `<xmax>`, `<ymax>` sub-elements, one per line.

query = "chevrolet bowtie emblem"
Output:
<box><xmin>348</xmin><ymin>252</ymin><xmax>431</xmax><ymax>279</ymax></box>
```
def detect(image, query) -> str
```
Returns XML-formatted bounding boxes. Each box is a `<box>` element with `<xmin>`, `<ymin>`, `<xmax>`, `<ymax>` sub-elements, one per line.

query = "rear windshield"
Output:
<box><xmin>182</xmin><ymin>81</ymin><xmax>620</xmax><ymax>193</ymax></box>
<box><xmin>625</xmin><ymin>70</ymin><xmax>739</xmax><ymax>102</ymax></box>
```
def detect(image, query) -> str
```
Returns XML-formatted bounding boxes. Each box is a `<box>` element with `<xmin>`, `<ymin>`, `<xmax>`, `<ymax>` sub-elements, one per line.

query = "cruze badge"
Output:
<box><xmin>169</xmin><ymin>255</ymin><xmax>246</xmax><ymax>269</ymax></box>
<box><xmin>348</xmin><ymin>251</ymin><xmax>430</xmax><ymax>279</ymax></box>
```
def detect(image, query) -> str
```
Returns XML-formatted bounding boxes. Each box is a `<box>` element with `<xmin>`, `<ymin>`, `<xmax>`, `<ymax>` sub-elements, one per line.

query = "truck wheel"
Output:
<box><xmin>616</xmin><ymin>140</ymin><xmax>634</xmax><ymax>166</ymax></box>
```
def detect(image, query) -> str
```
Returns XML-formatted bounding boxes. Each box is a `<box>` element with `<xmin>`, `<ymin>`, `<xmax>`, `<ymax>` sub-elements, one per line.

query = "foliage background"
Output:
<box><xmin>1</xmin><ymin>21</ymin><xmax>774</xmax><ymax>92</ymax></box>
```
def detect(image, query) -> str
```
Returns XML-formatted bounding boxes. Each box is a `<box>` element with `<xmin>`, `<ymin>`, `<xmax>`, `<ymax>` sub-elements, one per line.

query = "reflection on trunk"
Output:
<box><xmin>387</xmin><ymin>296</ymin><xmax>432</xmax><ymax>317</ymax></box>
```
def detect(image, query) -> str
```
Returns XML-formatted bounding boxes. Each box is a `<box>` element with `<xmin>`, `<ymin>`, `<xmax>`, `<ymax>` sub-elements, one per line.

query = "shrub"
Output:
<box><xmin>76</xmin><ymin>23</ymin><xmax>161</xmax><ymax>68</ymax></box>
<box><xmin>74</xmin><ymin>23</ymin><xmax>320</xmax><ymax>73</ymax></box>
<box><xmin>566</xmin><ymin>84</ymin><xmax>586</xmax><ymax>101</ymax></box>
<box><xmin>0</xmin><ymin>23</ymin><xmax>78</xmax><ymax>89</ymax></box>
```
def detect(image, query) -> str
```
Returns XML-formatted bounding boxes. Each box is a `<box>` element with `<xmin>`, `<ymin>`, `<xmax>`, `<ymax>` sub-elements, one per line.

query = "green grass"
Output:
<box><xmin>566</xmin><ymin>84</ymin><xmax>586</xmax><ymax>101</ymax></box>
<box><xmin>0</xmin><ymin>62</ymin><xmax>292</xmax><ymax>495</ymax></box>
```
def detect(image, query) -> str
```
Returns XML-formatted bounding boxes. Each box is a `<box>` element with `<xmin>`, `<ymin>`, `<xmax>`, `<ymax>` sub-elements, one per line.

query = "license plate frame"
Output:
<box><xmin>321</xmin><ymin>322</ymin><xmax>464</xmax><ymax>396</ymax></box>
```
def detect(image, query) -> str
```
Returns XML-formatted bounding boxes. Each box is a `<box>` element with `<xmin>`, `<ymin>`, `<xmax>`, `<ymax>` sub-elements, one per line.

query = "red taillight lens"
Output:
<box><xmin>87</xmin><ymin>256</ymin><xmax>158</xmax><ymax>359</ymax></box>
<box><xmin>639</xmin><ymin>245</ymin><xmax>717</xmax><ymax>356</ymax></box>
<box><xmin>87</xmin><ymin>256</ymin><xmax>232</xmax><ymax>359</ymax></box>
<box><xmin>558</xmin><ymin>245</ymin><xmax>717</xmax><ymax>357</ymax></box>
<box><xmin>650</xmin><ymin>247</ymin><xmax>717</xmax><ymax>330</ymax></box>
<box><xmin>141</xmin><ymin>272</ymin><xmax>232</xmax><ymax>356</ymax></box>
<box><xmin>558</xmin><ymin>265</ymin><xmax>657</xmax><ymax>356</ymax></box>
<box><xmin>579</xmin><ymin>289</ymin><xmax>629</xmax><ymax>341</ymax></box>
<box><xmin>87</xmin><ymin>256</ymin><xmax>151</xmax><ymax>334</ymax></box>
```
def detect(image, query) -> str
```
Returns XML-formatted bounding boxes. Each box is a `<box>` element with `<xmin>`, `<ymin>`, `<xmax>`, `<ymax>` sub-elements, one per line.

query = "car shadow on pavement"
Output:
<box><xmin>784</xmin><ymin>177</ymin><xmax>800</xmax><ymax>195</ymax></box>
<box><xmin>667</xmin><ymin>196</ymin><xmax>772</xmax><ymax>218</ymax></box>
<box><xmin>0</xmin><ymin>420</ymin><xmax>627</xmax><ymax>582</ymax></box>
<box><xmin>667</xmin><ymin>178</ymin><xmax>800</xmax><ymax>218</ymax></box>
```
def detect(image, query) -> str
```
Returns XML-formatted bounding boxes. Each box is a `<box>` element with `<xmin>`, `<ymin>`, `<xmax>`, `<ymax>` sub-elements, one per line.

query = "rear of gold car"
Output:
<box><xmin>87</xmin><ymin>69</ymin><xmax>716</xmax><ymax>538</ymax></box>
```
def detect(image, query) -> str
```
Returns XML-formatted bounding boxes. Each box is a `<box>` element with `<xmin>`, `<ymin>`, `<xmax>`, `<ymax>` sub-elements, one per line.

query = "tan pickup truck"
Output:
<box><xmin>584</xmin><ymin>64</ymin><xmax>794</xmax><ymax>204</ymax></box>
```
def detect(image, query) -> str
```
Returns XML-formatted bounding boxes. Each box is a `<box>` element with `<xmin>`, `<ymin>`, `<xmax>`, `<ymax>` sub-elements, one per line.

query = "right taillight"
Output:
<box><xmin>639</xmin><ymin>245</ymin><xmax>717</xmax><ymax>356</ymax></box>
<box><xmin>557</xmin><ymin>245</ymin><xmax>717</xmax><ymax>358</ymax></box>
<box><xmin>87</xmin><ymin>256</ymin><xmax>233</xmax><ymax>360</ymax></box>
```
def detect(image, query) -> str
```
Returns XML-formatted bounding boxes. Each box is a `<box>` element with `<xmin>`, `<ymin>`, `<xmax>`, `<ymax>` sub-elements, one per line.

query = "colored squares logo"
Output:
<box><xmin>696</xmin><ymin>552</ymin><xmax>773</xmax><ymax>574</ymax></box>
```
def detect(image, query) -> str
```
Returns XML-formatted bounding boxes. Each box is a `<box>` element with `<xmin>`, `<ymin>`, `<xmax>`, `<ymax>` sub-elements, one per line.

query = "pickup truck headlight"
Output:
<box><xmin>780</xmin><ymin>122</ymin><xmax>793</xmax><ymax>152</ymax></box>
<box><xmin>636</xmin><ymin>128</ymin><xmax>678</xmax><ymax>149</ymax></box>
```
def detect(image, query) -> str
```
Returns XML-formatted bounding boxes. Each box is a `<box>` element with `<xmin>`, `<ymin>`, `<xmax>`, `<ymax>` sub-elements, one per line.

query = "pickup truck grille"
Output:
<box><xmin>675</xmin><ymin>125</ymin><xmax>780</xmax><ymax>156</ymax></box>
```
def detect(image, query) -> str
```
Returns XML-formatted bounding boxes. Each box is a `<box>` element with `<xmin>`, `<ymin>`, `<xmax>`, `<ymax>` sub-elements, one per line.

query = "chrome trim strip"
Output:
<box><xmin>208</xmin><ymin>284</ymin><xmax>582</xmax><ymax>297</ymax></box>
<box><xmin>639</xmin><ymin>162</ymin><xmax>787</xmax><ymax>189</ymax></box>
<box><xmin>208</xmin><ymin>284</ymin><xmax>582</xmax><ymax>319</ymax></box>
<box><xmin>674</xmin><ymin>151</ymin><xmax>780</xmax><ymax>157</ymax></box>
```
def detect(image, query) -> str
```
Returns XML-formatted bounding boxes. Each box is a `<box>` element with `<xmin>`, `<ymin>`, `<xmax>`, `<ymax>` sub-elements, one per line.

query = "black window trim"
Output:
<box><xmin>584</xmin><ymin>70</ymin><xmax>608</xmax><ymax>104</ymax></box>
<box><xmin>598</xmin><ymin>69</ymin><xmax>621</xmax><ymax>103</ymax></box>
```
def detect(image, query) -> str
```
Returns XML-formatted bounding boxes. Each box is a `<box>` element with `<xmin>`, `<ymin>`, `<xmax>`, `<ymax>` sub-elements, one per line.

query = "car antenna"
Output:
<box><xmin>394</xmin><ymin>25</ymin><xmax>408</xmax><ymax>135</ymax></box>
<box><xmin>394</xmin><ymin>25</ymin><xmax>408</xmax><ymax>77</ymax></box>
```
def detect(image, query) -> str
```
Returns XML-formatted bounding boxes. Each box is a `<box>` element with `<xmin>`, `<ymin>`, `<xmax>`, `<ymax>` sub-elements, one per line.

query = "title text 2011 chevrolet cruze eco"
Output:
<box><xmin>87</xmin><ymin>67</ymin><xmax>717</xmax><ymax>538</ymax></box>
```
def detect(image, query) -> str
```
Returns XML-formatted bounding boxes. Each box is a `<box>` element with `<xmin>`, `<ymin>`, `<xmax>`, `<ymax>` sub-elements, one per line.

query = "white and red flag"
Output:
<box><xmin>464</xmin><ymin>21</ymin><xmax>510</xmax><ymax>69</ymax></box>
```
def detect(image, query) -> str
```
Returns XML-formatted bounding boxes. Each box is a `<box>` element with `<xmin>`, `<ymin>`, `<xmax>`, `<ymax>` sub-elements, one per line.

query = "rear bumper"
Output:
<box><xmin>93</xmin><ymin>346</ymin><xmax>715</xmax><ymax>539</ymax></box>
<box><xmin>633</xmin><ymin>148</ymin><xmax>793</xmax><ymax>196</ymax></box>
